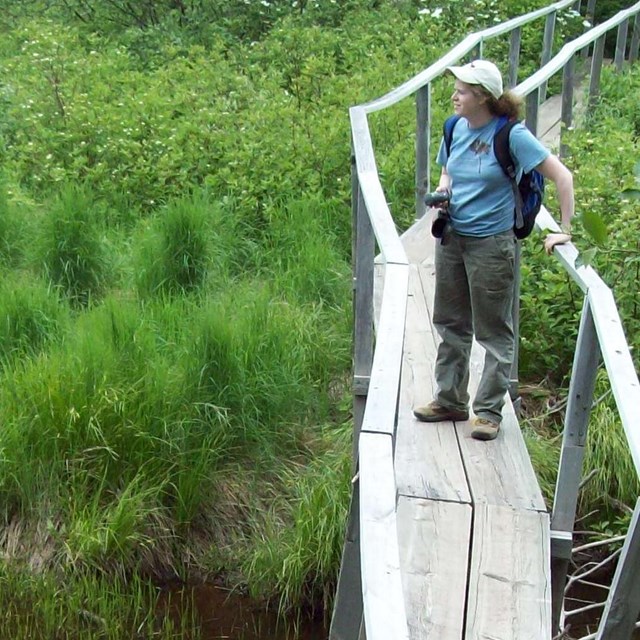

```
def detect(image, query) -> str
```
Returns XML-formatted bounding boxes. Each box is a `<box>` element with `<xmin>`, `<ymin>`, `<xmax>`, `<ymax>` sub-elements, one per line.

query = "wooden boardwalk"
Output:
<box><xmin>330</xmin><ymin>7</ymin><xmax>640</xmax><ymax>638</ymax></box>
<box><xmin>384</xmin><ymin>215</ymin><xmax>551</xmax><ymax>639</ymax></box>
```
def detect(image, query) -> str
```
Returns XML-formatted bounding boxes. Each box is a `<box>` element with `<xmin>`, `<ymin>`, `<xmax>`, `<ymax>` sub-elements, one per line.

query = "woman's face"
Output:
<box><xmin>451</xmin><ymin>80</ymin><xmax>486</xmax><ymax>118</ymax></box>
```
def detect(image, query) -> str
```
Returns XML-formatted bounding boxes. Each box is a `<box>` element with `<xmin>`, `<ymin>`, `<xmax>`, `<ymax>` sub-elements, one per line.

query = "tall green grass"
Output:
<box><xmin>0</xmin><ymin>566</ymin><xmax>200</xmax><ymax>640</ymax></box>
<box><xmin>0</xmin><ymin>273</ymin><xmax>68</xmax><ymax>368</ymax></box>
<box><xmin>34</xmin><ymin>183</ymin><xmax>112</xmax><ymax>307</ymax></box>
<box><xmin>238</xmin><ymin>424</ymin><xmax>352</xmax><ymax>615</ymax></box>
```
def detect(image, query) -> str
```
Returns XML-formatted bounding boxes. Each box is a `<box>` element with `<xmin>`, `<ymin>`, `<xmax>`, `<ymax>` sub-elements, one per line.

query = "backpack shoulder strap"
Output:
<box><xmin>493</xmin><ymin>117</ymin><xmax>525</xmax><ymax>228</ymax></box>
<box><xmin>443</xmin><ymin>115</ymin><xmax>461</xmax><ymax>157</ymax></box>
<box><xmin>493</xmin><ymin>116</ymin><xmax>518</xmax><ymax>180</ymax></box>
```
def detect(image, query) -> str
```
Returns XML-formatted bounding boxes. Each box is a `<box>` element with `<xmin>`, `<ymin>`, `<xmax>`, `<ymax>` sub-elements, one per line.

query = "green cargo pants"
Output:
<box><xmin>433</xmin><ymin>229</ymin><xmax>516</xmax><ymax>423</ymax></box>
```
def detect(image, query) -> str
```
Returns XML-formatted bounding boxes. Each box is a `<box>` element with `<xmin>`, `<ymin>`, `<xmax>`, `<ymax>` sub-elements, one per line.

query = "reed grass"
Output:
<box><xmin>581</xmin><ymin>380</ymin><xmax>640</xmax><ymax>514</ymax></box>
<box><xmin>0</xmin><ymin>565</ymin><xmax>199</xmax><ymax>639</ymax></box>
<box><xmin>34</xmin><ymin>183</ymin><xmax>111</xmax><ymax>307</ymax></box>
<box><xmin>0</xmin><ymin>273</ymin><xmax>68</xmax><ymax>368</ymax></box>
<box><xmin>241</xmin><ymin>423</ymin><xmax>352</xmax><ymax>614</ymax></box>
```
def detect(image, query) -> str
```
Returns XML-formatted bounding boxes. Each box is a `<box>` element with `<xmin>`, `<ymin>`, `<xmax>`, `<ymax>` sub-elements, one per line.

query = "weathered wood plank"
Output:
<box><xmin>395</xmin><ymin>264</ymin><xmax>470</xmax><ymax>503</ymax></box>
<box><xmin>350</xmin><ymin>107</ymin><xmax>408</xmax><ymax>267</ymax></box>
<box><xmin>399</xmin><ymin>211</ymin><xmax>435</xmax><ymax>265</ymax></box>
<box><xmin>360</xmin><ymin>263</ymin><xmax>408</xmax><ymax>436</ymax></box>
<box><xmin>397</xmin><ymin>496</ymin><xmax>471</xmax><ymax>640</ymax></box>
<box><xmin>455</xmin><ymin>389</ymin><xmax>547</xmax><ymax>511</ymax></box>
<box><xmin>465</xmin><ymin>504</ymin><xmax>551</xmax><ymax>640</ymax></box>
<box><xmin>359</xmin><ymin>432</ymin><xmax>409</xmax><ymax>640</ymax></box>
<box><xmin>588</xmin><ymin>284</ymin><xmax>640</xmax><ymax>475</ymax></box>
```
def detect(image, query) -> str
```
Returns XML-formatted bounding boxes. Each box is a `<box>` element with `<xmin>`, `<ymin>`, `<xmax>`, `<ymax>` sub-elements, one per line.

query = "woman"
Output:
<box><xmin>413</xmin><ymin>59</ymin><xmax>574</xmax><ymax>440</ymax></box>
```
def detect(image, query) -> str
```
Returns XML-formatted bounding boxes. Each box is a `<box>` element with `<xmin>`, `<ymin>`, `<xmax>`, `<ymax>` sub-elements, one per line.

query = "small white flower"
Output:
<box><xmin>583</xmin><ymin>20</ymin><xmax>591</xmax><ymax>27</ymax></box>
<box><xmin>432</xmin><ymin>7</ymin><xmax>443</xmax><ymax>18</ymax></box>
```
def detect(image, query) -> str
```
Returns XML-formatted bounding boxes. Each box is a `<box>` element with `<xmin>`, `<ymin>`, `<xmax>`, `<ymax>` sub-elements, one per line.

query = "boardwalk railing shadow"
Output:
<box><xmin>330</xmin><ymin>1</ymin><xmax>640</xmax><ymax>639</ymax></box>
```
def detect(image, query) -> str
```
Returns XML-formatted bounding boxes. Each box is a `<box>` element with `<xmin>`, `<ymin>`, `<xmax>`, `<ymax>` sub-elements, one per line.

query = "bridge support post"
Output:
<box><xmin>550</xmin><ymin>299</ymin><xmax>600</xmax><ymax>634</ymax></box>
<box><xmin>329</xmin><ymin>476</ymin><xmax>364</xmax><ymax>640</ymax></box>
<box><xmin>415</xmin><ymin>85</ymin><xmax>430</xmax><ymax>220</ymax></box>
<box><xmin>588</xmin><ymin>35</ymin><xmax>606</xmax><ymax>116</ymax></box>
<box><xmin>630</xmin><ymin>13</ymin><xmax>640</xmax><ymax>62</ymax></box>
<box><xmin>509</xmin><ymin>242</ymin><xmax>521</xmax><ymax>405</ymax></box>
<box><xmin>507</xmin><ymin>27</ymin><xmax>521</xmax><ymax>88</ymax></box>
<box><xmin>614</xmin><ymin>17</ymin><xmax>629</xmax><ymax>71</ymax></box>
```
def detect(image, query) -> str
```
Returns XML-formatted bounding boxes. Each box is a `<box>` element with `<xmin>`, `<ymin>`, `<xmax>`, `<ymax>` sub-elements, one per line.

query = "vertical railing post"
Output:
<box><xmin>550</xmin><ymin>299</ymin><xmax>601</xmax><ymax>635</ymax></box>
<box><xmin>630</xmin><ymin>13</ymin><xmax>640</xmax><ymax>63</ymax></box>
<box><xmin>525</xmin><ymin>89</ymin><xmax>540</xmax><ymax>135</ymax></box>
<box><xmin>351</xmin><ymin>177</ymin><xmax>375</xmax><ymax>465</ymax></box>
<box><xmin>588</xmin><ymin>35</ymin><xmax>606</xmax><ymax>118</ymax></box>
<box><xmin>415</xmin><ymin>84</ymin><xmax>431</xmax><ymax>220</ymax></box>
<box><xmin>614</xmin><ymin>18</ymin><xmax>629</xmax><ymax>71</ymax></box>
<box><xmin>581</xmin><ymin>0</ymin><xmax>597</xmax><ymax>58</ymax></box>
<box><xmin>508</xmin><ymin>27</ymin><xmax>521</xmax><ymax>89</ymax></box>
<box><xmin>595</xmin><ymin>498</ymin><xmax>640</xmax><ymax>640</ymax></box>
<box><xmin>509</xmin><ymin>242</ymin><xmax>521</xmax><ymax>406</ymax></box>
<box><xmin>330</xmin><ymin>476</ymin><xmax>364</xmax><ymax>640</ymax></box>
<box><xmin>540</xmin><ymin>12</ymin><xmax>557</xmax><ymax>102</ymax></box>
<box><xmin>560</xmin><ymin>55</ymin><xmax>575</xmax><ymax>159</ymax></box>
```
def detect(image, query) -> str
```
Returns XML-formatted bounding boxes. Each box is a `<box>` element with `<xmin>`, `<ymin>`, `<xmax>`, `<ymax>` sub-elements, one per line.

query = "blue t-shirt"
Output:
<box><xmin>436</xmin><ymin>117</ymin><xmax>550</xmax><ymax>237</ymax></box>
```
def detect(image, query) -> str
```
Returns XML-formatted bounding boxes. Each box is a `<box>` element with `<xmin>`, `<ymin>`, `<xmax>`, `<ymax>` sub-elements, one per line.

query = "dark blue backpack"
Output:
<box><xmin>443</xmin><ymin>114</ymin><xmax>545</xmax><ymax>239</ymax></box>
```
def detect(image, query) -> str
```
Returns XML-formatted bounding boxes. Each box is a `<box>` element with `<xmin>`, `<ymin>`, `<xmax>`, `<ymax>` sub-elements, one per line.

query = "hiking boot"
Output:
<box><xmin>471</xmin><ymin>417</ymin><xmax>500</xmax><ymax>441</ymax></box>
<box><xmin>413</xmin><ymin>401</ymin><xmax>469</xmax><ymax>423</ymax></box>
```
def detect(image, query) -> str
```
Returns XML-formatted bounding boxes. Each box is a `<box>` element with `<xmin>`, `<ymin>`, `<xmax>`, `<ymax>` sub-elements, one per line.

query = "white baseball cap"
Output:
<box><xmin>446</xmin><ymin>59</ymin><xmax>504</xmax><ymax>99</ymax></box>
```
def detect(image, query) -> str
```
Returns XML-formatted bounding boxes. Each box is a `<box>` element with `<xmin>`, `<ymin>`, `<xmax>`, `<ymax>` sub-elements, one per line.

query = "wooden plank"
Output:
<box><xmin>359</xmin><ymin>432</ymin><xmax>409</xmax><ymax>640</ymax></box>
<box><xmin>350</xmin><ymin>108</ymin><xmax>408</xmax><ymax>267</ymax></box>
<box><xmin>588</xmin><ymin>284</ymin><xmax>640</xmax><ymax>475</ymax></box>
<box><xmin>455</xmin><ymin>408</ymin><xmax>547</xmax><ymax>511</ymax></box>
<box><xmin>395</xmin><ymin>265</ymin><xmax>470</xmax><ymax>503</ymax></box>
<box><xmin>551</xmin><ymin>300</ymin><xmax>599</xmax><ymax>533</ymax></box>
<box><xmin>399</xmin><ymin>210</ymin><xmax>434</xmax><ymax>266</ymax></box>
<box><xmin>360</xmin><ymin>263</ymin><xmax>408</xmax><ymax>436</ymax></box>
<box><xmin>465</xmin><ymin>504</ymin><xmax>551</xmax><ymax>640</ymax></box>
<box><xmin>397</xmin><ymin>496</ymin><xmax>471</xmax><ymax>640</ymax></box>
<box><xmin>454</xmin><ymin>341</ymin><xmax>547</xmax><ymax>512</ymax></box>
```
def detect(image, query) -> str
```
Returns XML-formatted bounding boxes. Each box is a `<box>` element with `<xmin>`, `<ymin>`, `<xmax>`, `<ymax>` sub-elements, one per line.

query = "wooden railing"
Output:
<box><xmin>330</xmin><ymin>0</ymin><xmax>640</xmax><ymax>638</ymax></box>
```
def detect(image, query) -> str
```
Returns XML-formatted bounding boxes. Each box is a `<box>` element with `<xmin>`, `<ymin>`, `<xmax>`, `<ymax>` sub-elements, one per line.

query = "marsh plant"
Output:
<box><xmin>0</xmin><ymin>567</ymin><xmax>200</xmax><ymax>640</ymax></box>
<box><xmin>35</xmin><ymin>183</ymin><xmax>111</xmax><ymax>307</ymax></box>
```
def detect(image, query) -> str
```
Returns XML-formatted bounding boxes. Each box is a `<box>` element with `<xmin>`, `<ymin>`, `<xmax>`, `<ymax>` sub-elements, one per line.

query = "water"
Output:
<box><xmin>157</xmin><ymin>583</ymin><xmax>328</xmax><ymax>640</ymax></box>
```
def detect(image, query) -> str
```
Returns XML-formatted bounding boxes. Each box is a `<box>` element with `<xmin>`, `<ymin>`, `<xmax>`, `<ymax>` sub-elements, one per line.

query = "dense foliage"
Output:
<box><xmin>0</xmin><ymin>0</ymin><xmax>637</xmax><ymax>635</ymax></box>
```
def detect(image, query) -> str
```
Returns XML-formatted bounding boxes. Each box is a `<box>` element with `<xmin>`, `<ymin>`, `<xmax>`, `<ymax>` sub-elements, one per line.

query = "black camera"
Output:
<box><xmin>424</xmin><ymin>190</ymin><xmax>450</xmax><ymax>208</ymax></box>
<box><xmin>425</xmin><ymin>190</ymin><xmax>451</xmax><ymax>239</ymax></box>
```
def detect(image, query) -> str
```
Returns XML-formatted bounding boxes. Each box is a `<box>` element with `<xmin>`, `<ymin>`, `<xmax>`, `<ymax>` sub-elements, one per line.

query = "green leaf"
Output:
<box><xmin>634</xmin><ymin>160</ymin><xmax>640</xmax><ymax>180</ymax></box>
<box><xmin>575</xmin><ymin>247</ymin><xmax>597</xmax><ymax>268</ymax></box>
<box><xmin>580</xmin><ymin>209</ymin><xmax>608</xmax><ymax>245</ymax></box>
<box><xmin>621</xmin><ymin>188</ymin><xmax>640</xmax><ymax>200</ymax></box>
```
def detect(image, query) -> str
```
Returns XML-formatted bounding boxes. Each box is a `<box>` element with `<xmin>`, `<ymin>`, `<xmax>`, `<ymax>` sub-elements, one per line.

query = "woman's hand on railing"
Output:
<box><xmin>544</xmin><ymin>232</ymin><xmax>572</xmax><ymax>255</ymax></box>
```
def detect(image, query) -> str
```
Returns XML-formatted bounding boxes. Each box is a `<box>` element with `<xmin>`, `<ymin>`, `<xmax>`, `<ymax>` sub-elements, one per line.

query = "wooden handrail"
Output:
<box><xmin>361</xmin><ymin>0</ymin><xmax>580</xmax><ymax>114</ymax></box>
